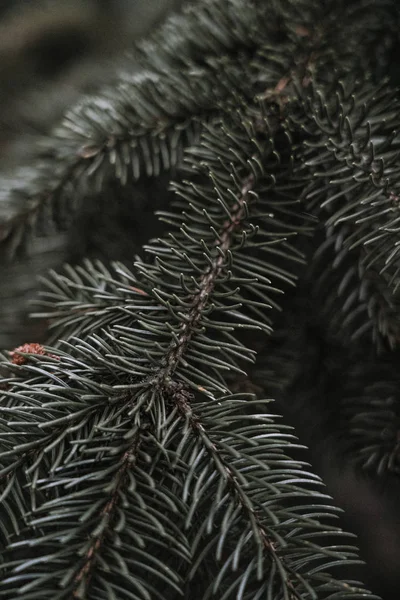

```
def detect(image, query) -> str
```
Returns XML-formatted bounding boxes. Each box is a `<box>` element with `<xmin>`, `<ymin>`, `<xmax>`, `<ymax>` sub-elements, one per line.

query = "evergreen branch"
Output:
<box><xmin>0</xmin><ymin>96</ymin><xmax>380</xmax><ymax>599</ymax></box>
<box><xmin>312</xmin><ymin>236</ymin><xmax>400</xmax><ymax>348</ymax></box>
<box><xmin>1</xmin><ymin>0</ymin><xmax>391</xmax><ymax>261</ymax></box>
<box><xmin>174</xmin><ymin>393</ymin><xmax>371</xmax><ymax>600</ymax></box>
<box><xmin>32</xmin><ymin>101</ymin><xmax>310</xmax><ymax>347</ymax></box>
<box><xmin>72</xmin><ymin>437</ymin><xmax>142</xmax><ymax>596</ymax></box>
<box><xmin>154</xmin><ymin>171</ymin><xmax>256</xmax><ymax>386</ymax></box>
<box><xmin>287</xmin><ymin>76</ymin><xmax>400</xmax><ymax>347</ymax></box>
<box><xmin>0</xmin><ymin>0</ymin><xmax>279</xmax><ymax>261</ymax></box>
<box><xmin>0</xmin><ymin>104</ymin><xmax>199</xmax><ymax>261</ymax></box>
<box><xmin>134</xmin><ymin>0</ymin><xmax>267</xmax><ymax>69</ymax></box>
<box><xmin>2</xmin><ymin>1</ymin><xmax>400</xmax><ymax>596</ymax></box>
<box><xmin>31</xmin><ymin>260</ymin><xmax>137</xmax><ymax>345</ymax></box>
<box><xmin>345</xmin><ymin>396</ymin><xmax>400</xmax><ymax>475</ymax></box>
<box><xmin>0</xmin><ymin>351</ymin><xmax>191</xmax><ymax>599</ymax></box>
<box><xmin>337</xmin><ymin>358</ymin><xmax>400</xmax><ymax>475</ymax></box>
<box><xmin>0</xmin><ymin>97</ymin><xmax>303</xmax><ymax>596</ymax></box>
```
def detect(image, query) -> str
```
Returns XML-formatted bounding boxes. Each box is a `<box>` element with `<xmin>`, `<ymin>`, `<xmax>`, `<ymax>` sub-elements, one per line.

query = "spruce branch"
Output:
<box><xmin>284</xmin><ymin>76</ymin><xmax>400</xmax><ymax>347</ymax></box>
<box><xmin>0</xmin><ymin>98</ymin><xmax>379</xmax><ymax>599</ymax></box>
<box><xmin>2</xmin><ymin>0</ymin><xmax>400</xmax><ymax>597</ymax></box>
<box><xmin>306</xmin><ymin>234</ymin><xmax>400</xmax><ymax>348</ymax></box>
<box><xmin>0</xmin><ymin>0</ymin><xmax>275</xmax><ymax>261</ymax></box>
<box><xmin>335</xmin><ymin>358</ymin><xmax>400</xmax><ymax>475</ymax></box>
<box><xmin>1</xmin><ymin>0</ymin><xmax>393</xmax><ymax>261</ymax></box>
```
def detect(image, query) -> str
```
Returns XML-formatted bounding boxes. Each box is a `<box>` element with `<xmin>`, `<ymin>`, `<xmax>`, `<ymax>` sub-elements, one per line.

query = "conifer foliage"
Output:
<box><xmin>0</xmin><ymin>0</ymin><xmax>399</xmax><ymax>598</ymax></box>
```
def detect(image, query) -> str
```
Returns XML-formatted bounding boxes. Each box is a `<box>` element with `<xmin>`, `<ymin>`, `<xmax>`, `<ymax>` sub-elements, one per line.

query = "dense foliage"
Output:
<box><xmin>0</xmin><ymin>0</ymin><xmax>399</xmax><ymax>598</ymax></box>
